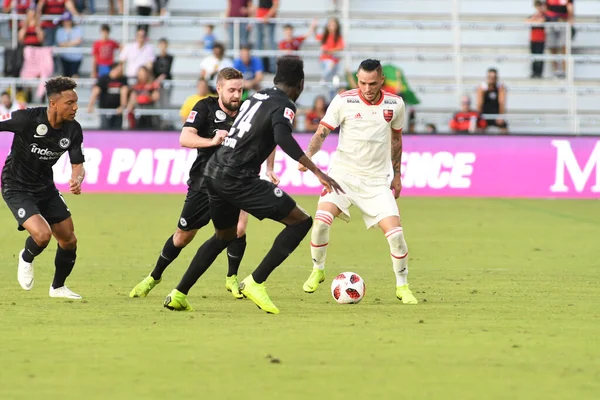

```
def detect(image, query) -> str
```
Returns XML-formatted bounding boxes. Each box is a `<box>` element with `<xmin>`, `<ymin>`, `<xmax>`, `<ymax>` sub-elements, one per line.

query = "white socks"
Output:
<box><xmin>310</xmin><ymin>211</ymin><xmax>333</xmax><ymax>270</ymax></box>
<box><xmin>386</xmin><ymin>227</ymin><xmax>409</xmax><ymax>286</ymax></box>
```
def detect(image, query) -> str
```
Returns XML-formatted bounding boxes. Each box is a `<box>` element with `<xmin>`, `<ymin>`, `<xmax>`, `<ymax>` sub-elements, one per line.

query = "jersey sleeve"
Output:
<box><xmin>271</xmin><ymin>102</ymin><xmax>297</xmax><ymax>132</ymax></box>
<box><xmin>320</xmin><ymin>94</ymin><xmax>343</xmax><ymax>130</ymax></box>
<box><xmin>183</xmin><ymin>99</ymin><xmax>210</xmax><ymax>132</ymax></box>
<box><xmin>0</xmin><ymin>109</ymin><xmax>31</xmax><ymax>135</ymax></box>
<box><xmin>68</xmin><ymin>124</ymin><xmax>85</xmax><ymax>164</ymax></box>
<box><xmin>391</xmin><ymin>100</ymin><xmax>406</xmax><ymax>132</ymax></box>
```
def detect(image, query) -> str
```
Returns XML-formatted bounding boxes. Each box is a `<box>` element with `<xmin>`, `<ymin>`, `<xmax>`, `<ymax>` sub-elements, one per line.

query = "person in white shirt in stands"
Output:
<box><xmin>118</xmin><ymin>28</ymin><xmax>156</xmax><ymax>80</ymax></box>
<box><xmin>0</xmin><ymin>92</ymin><xmax>26</xmax><ymax>114</ymax></box>
<box><xmin>299</xmin><ymin>59</ymin><xmax>418</xmax><ymax>304</ymax></box>
<box><xmin>199</xmin><ymin>42</ymin><xmax>234</xmax><ymax>90</ymax></box>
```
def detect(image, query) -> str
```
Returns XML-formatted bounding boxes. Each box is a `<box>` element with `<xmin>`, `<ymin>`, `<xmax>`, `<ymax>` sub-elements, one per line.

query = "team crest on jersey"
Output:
<box><xmin>186</xmin><ymin>111</ymin><xmax>197</xmax><ymax>123</ymax></box>
<box><xmin>36</xmin><ymin>124</ymin><xmax>48</xmax><ymax>136</ymax></box>
<box><xmin>59</xmin><ymin>138</ymin><xmax>71</xmax><ymax>149</ymax></box>
<box><xmin>0</xmin><ymin>113</ymin><xmax>11</xmax><ymax>121</ymax></box>
<box><xmin>215</xmin><ymin>110</ymin><xmax>227</xmax><ymax>121</ymax></box>
<box><xmin>383</xmin><ymin>109</ymin><xmax>394</xmax><ymax>122</ymax></box>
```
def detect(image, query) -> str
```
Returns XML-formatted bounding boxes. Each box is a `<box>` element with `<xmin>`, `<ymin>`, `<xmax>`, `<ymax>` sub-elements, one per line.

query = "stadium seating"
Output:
<box><xmin>0</xmin><ymin>0</ymin><xmax>598</xmax><ymax>133</ymax></box>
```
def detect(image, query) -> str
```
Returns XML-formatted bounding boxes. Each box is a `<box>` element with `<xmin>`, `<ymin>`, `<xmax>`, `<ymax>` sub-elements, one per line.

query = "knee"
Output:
<box><xmin>386</xmin><ymin>228</ymin><xmax>408</xmax><ymax>255</ymax></box>
<box><xmin>59</xmin><ymin>232</ymin><xmax>77</xmax><ymax>250</ymax></box>
<box><xmin>173</xmin><ymin>229</ymin><xmax>195</xmax><ymax>247</ymax></box>
<box><xmin>32</xmin><ymin>229</ymin><xmax>52</xmax><ymax>247</ymax></box>
<box><xmin>215</xmin><ymin>228</ymin><xmax>237</xmax><ymax>242</ymax></box>
<box><xmin>293</xmin><ymin>215</ymin><xmax>313</xmax><ymax>236</ymax></box>
<box><xmin>313</xmin><ymin>211</ymin><xmax>334</xmax><ymax>233</ymax></box>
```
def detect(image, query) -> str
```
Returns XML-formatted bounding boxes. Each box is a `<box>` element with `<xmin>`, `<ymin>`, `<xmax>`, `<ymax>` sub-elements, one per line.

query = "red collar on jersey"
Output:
<box><xmin>358</xmin><ymin>89</ymin><xmax>384</xmax><ymax>106</ymax></box>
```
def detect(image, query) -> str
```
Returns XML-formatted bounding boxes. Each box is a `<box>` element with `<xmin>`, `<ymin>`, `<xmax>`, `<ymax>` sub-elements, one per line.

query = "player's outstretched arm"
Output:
<box><xmin>69</xmin><ymin>163</ymin><xmax>85</xmax><ymax>195</ymax></box>
<box><xmin>298</xmin><ymin>123</ymin><xmax>332</xmax><ymax>172</ymax></box>
<box><xmin>274</xmin><ymin>123</ymin><xmax>343</xmax><ymax>194</ymax></box>
<box><xmin>179</xmin><ymin>127</ymin><xmax>226</xmax><ymax>148</ymax></box>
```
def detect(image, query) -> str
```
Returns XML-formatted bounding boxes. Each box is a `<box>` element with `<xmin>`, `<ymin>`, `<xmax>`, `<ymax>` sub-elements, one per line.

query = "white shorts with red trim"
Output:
<box><xmin>318</xmin><ymin>170</ymin><xmax>400</xmax><ymax>229</ymax></box>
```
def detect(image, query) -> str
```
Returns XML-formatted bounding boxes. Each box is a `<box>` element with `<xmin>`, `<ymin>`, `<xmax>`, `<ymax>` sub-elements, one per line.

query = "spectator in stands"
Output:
<box><xmin>202</xmin><ymin>24</ymin><xmax>216</xmax><ymax>50</ymax></box>
<box><xmin>233</xmin><ymin>44</ymin><xmax>263</xmax><ymax>96</ymax></box>
<box><xmin>155</xmin><ymin>0</ymin><xmax>169</xmax><ymax>17</ymax></box>
<box><xmin>37</xmin><ymin>0</ymin><xmax>79</xmax><ymax>46</ymax></box>
<box><xmin>179</xmin><ymin>79</ymin><xmax>211</xmax><ymax>124</ymax></box>
<box><xmin>526</xmin><ymin>1</ymin><xmax>549</xmax><ymax>78</ymax></box>
<box><xmin>316</xmin><ymin>17</ymin><xmax>345</xmax><ymax>84</ymax></box>
<box><xmin>55</xmin><ymin>11</ymin><xmax>83</xmax><ymax>77</ymax></box>
<box><xmin>304</xmin><ymin>95</ymin><xmax>327</xmax><ymax>132</ymax></box>
<box><xmin>127</xmin><ymin>66</ymin><xmax>161</xmax><ymax>130</ymax></box>
<box><xmin>254</xmin><ymin>0</ymin><xmax>278</xmax><ymax>73</ymax></box>
<box><xmin>476</xmin><ymin>68</ymin><xmax>508</xmax><ymax>134</ymax></box>
<box><xmin>91</xmin><ymin>24</ymin><xmax>120</xmax><ymax>79</ymax></box>
<box><xmin>449</xmin><ymin>95</ymin><xmax>487</xmax><ymax>134</ymax></box>
<box><xmin>87</xmin><ymin>63</ymin><xmax>129</xmax><ymax>130</ymax></box>
<box><xmin>279</xmin><ymin>20</ymin><xmax>317</xmax><ymax>55</ymax></box>
<box><xmin>119</xmin><ymin>28</ymin><xmax>156</xmax><ymax>80</ymax></box>
<box><xmin>109</xmin><ymin>0</ymin><xmax>123</xmax><ymax>15</ymax></box>
<box><xmin>153</xmin><ymin>37</ymin><xmax>174</xmax><ymax>123</ymax></box>
<box><xmin>18</xmin><ymin>8</ymin><xmax>44</xmax><ymax>47</ymax></box>
<box><xmin>226</xmin><ymin>0</ymin><xmax>252</xmax><ymax>50</ymax></box>
<box><xmin>0</xmin><ymin>91</ymin><xmax>26</xmax><ymax>114</ymax></box>
<box><xmin>20</xmin><ymin>46</ymin><xmax>53</xmax><ymax>102</ymax></box>
<box><xmin>425</xmin><ymin>123</ymin><xmax>437</xmax><ymax>133</ymax></box>
<box><xmin>199</xmin><ymin>42</ymin><xmax>234</xmax><ymax>90</ymax></box>
<box><xmin>3</xmin><ymin>0</ymin><xmax>34</xmax><ymax>26</ymax></box>
<box><xmin>546</xmin><ymin>0</ymin><xmax>573</xmax><ymax>79</ymax></box>
<box><xmin>74</xmin><ymin>0</ymin><xmax>95</xmax><ymax>14</ymax></box>
<box><xmin>134</xmin><ymin>0</ymin><xmax>153</xmax><ymax>33</ymax></box>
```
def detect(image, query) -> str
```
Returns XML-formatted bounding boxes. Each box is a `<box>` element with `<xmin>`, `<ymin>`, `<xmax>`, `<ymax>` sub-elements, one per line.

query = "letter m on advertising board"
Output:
<box><xmin>550</xmin><ymin>140</ymin><xmax>600</xmax><ymax>193</ymax></box>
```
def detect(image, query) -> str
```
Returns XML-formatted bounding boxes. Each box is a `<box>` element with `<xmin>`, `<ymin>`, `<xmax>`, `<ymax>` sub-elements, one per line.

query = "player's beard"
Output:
<box><xmin>222</xmin><ymin>99</ymin><xmax>240</xmax><ymax>112</ymax></box>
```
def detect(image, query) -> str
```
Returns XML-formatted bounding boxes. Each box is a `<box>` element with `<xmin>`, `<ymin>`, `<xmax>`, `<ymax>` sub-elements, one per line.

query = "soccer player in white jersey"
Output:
<box><xmin>298</xmin><ymin>59</ymin><xmax>418</xmax><ymax>304</ymax></box>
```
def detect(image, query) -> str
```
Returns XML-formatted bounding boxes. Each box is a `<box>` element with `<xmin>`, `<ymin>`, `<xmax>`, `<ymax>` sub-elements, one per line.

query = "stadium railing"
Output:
<box><xmin>1</xmin><ymin>13</ymin><xmax>598</xmax><ymax>134</ymax></box>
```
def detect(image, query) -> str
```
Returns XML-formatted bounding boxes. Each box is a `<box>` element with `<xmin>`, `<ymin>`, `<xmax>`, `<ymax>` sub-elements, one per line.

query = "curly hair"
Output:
<box><xmin>274</xmin><ymin>56</ymin><xmax>304</xmax><ymax>88</ymax></box>
<box><xmin>45</xmin><ymin>76</ymin><xmax>77</xmax><ymax>98</ymax></box>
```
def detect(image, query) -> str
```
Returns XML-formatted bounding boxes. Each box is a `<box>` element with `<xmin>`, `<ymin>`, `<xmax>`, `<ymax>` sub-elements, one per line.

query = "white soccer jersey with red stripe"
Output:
<box><xmin>320</xmin><ymin>89</ymin><xmax>405</xmax><ymax>179</ymax></box>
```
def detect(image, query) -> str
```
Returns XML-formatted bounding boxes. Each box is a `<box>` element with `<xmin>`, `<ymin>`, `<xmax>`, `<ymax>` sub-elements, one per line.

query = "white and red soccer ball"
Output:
<box><xmin>331</xmin><ymin>272</ymin><xmax>365</xmax><ymax>304</ymax></box>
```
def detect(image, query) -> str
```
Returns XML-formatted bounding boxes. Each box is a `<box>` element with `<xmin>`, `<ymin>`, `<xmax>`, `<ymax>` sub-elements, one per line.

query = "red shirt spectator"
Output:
<box><xmin>93</xmin><ymin>40</ymin><xmax>120</xmax><ymax>65</ymax></box>
<box><xmin>316</xmin><ymin>18</ymin><xmax>344</xmax><ymax>63</ymax></box>
<box><xmin>3</xmin><ymin>0</ymin><xmax>32</xmax><ymax>14</ymax></box>
<box><xmin>37</xmin><ymin>0</ymin><xmax>77</xmax><ymax>29</ymax></box>
<box><xmin>279</xmin><ymin>21</ymin><xmax>316</xmax><ymax>53</ymax></box>
<box><xmin>449</xmin><ymin>96</ymin><xmax>487</xmax><ymax>133</ymax></box>
<box><xmin>545</xmin><ymin>0</ymin><xmax>573</xmax><ymax>19</ymax></box>
<box><xmin>92</xmin><ymin>24</ymin><xmax>120</xmax><ymax>78</ymax></box>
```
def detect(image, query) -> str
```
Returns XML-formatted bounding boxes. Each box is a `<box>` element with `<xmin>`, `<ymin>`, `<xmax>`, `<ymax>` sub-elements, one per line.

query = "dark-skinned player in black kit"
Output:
<box><xmin>1</xmin><ymin>77</ymin><xmax>85</xmax><ymax>299</ymax></box>
<box><xmin>164</xmin><ymin>56</ymin><xmax>344</xmax><ymax>314</ymax></box>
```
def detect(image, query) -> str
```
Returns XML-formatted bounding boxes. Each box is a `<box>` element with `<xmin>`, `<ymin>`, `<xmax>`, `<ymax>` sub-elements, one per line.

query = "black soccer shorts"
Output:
<box><xmin>205</xmin><ymin>175</ymin><xmax>297</xmax><ymax>230</ymax></box>
<box><xmin>2</xmin><ymin>187</ymin><xmax>71</xmax><ymax>231</ymax></box>
<box><xmin>177</xmin><ymin>187</ymin><xmax>212</xmax><ymax>231</ymax></box>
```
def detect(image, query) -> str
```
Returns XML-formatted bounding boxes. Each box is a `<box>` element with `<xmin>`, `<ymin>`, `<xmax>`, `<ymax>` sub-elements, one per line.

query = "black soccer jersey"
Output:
<box><xmin>183</xmin><ymin>96</ymin><xmax>236</xmax><ymax>191</ymax></box>
<box><xmin>210</xmin><ymin>87</ymin><xmax>296</xmax><ymax>178</ymax></box>
<box><xmin>0</xmin><ymin>107</ymin><xmax>84</xmax><ymax>193</ymax></box>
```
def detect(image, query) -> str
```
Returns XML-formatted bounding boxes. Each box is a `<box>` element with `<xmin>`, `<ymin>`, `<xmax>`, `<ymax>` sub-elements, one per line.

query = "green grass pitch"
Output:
<box><xmin>1</xmin><ymin>195</ymin><xmax>599</xmax><ymax>400</ymax></box>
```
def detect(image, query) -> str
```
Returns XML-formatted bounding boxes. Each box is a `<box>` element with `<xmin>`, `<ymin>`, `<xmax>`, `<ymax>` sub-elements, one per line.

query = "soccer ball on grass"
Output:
<box><xmin>331</xmin><ymin>272</ymin><xmax>365</xmax><ymax>304</ymax></box>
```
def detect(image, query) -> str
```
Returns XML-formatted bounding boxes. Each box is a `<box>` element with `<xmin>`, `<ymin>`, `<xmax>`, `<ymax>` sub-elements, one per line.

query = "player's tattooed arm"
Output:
<box><xmin>391</xmin><ymin>128</ymin><xmax>403</xmax><ymax>175</ymax></box>
<box><xmin>70</xmin><ymin>163</ymin><xmax>85</xmax><ymax>195</ymax></box>
<box><xmin>306</xmin><ymin>124</ymin><xmax>331</xmax><ymax>158</ymax></box>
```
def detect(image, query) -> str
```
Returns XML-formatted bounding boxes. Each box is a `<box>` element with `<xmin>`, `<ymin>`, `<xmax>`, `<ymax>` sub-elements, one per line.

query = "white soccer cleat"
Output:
<box><xmin>17</xmin><ymin>249</ymin><xmax>34</xmax><ymax>291</ymax></box>
<box><xmin>49</xmin><ymin>286</ymin><xmax>82</xmax><ymax>300</ymax></box>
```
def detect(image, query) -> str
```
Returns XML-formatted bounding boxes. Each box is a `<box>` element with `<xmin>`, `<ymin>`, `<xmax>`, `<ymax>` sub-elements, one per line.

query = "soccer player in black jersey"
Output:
<box><xmin>1</xmin><ymin>77</ymin><xmax>85</xmax><ymax>299</ymax></box>
<box><xmin>164</xmin><ymin>56</ymin><xmax>343</xmax><ymax>314</ymax></box>
<box><xmin>129</xmin><ymin>68</ymin><xmax>279</xmax><ymax>299</ymax></box>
